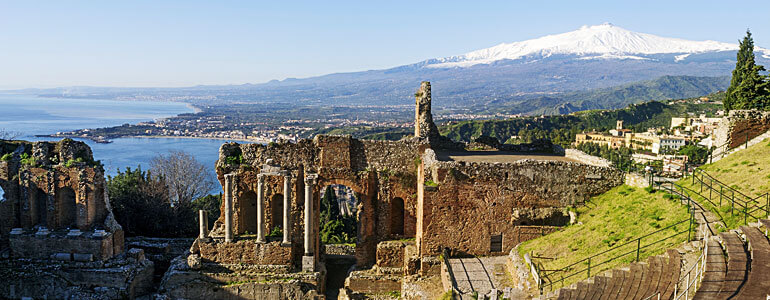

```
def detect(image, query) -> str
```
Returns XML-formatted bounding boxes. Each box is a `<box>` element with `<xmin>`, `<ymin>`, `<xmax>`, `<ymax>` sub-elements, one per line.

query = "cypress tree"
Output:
<box><xmin>725</xmin><ymin>30</ymin><xmax>755</xmax><ymax>111</ymax></box>
<box><xmin>725</xmin><ymin>29</ymin><xmax>770</xmax><ymax>111</ymax></box>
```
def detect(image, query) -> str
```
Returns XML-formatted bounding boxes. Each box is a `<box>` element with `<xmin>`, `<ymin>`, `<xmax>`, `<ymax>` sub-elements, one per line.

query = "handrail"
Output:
<box><xmin>534</xmin><ymin>179</ymin><xmax>698</xmax><ymax>293</ymax></box>
<box><xmin>672</xmin><ymin>225</ymin><xmax>709</xmax><ymax>300</ymax></box>
<box><xmin>689</xmin><ymin>168</ymin><xmax>770</xmax><ymax>226</ymax></box>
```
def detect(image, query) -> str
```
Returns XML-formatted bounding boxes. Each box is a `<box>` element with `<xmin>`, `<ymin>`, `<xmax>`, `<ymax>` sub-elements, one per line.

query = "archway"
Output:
<box><xmin>0</xmin><ymin>185</ymin><xmax>5</xmax><ymax>203</ymax></box>
<box><xmin>319</xmin><ymin>183</ymin><xmax>360</xmax><ymax>299</ymax></box>
<box><xmin>56</xmin><ymin>187</ymin><xmax>76</xmax><ymax>229</ymax></box>
<box><xmin>270</xmin><ymin>193</ymin><xmax>283</xmax><ymax>233</ymax></box>
<box><xmin>239</xmin><ymin>191</ymin><xmax>257</xmax><ymax>234</ymax></box>
<box><xmin>390</xmin><ymin>197</ymin><xmax>404</xmax><ymax>236</ymax></box>
<box><xmin>319</xmin><ymin>184</ymin><xmax>358</xmax><ymax>244</ymax></box>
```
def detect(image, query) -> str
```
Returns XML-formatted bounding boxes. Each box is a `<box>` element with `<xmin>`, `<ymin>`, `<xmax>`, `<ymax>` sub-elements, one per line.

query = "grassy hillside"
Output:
<box><xmin>440</xmin><ymin>97</ymin><xmax>722</xmax><ymax>146</ymax></box>
<box><xmin>518</xmin><ymin>185</ymin><xmax>690</xmax><ymax>288</ymax></box>
<box><xmin>677</xmin><ymin>137</ymin><xmax>770</xmax><ymax>229</ymax></box>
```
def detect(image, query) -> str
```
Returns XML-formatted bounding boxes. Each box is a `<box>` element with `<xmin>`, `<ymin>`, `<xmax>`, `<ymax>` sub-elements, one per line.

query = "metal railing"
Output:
<box><xmin>690</xmin><ymin>168</ymin><xmax>770</xmax><ymax>226</ymax></box>
<box><xmin>532</xmin><ymin>180</ymin><xmax>698</xmax><ymax>294</ymax></box>
<box><xmin>533</xmin><ymin>218</ymin><xmax>693</xmax><ymax>292</ymax></box>
<box><xmin>672</xmin><ymin>226</ymin><xmax>709</xmax><ymax>300</ymax></box>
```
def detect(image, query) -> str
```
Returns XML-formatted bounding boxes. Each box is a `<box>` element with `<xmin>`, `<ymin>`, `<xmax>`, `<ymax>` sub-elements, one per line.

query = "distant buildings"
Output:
<box><xmin>575</xmin><ymin>120</ymin><xmax>687</xmax><ymax>154</ymax></box>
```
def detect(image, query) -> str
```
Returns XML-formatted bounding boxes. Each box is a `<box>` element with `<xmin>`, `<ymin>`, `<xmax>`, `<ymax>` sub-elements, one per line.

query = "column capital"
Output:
<box><xmin>304</xmin><ymin>173</ymin><xmax>318</xmax><ymax>185</ymax></box>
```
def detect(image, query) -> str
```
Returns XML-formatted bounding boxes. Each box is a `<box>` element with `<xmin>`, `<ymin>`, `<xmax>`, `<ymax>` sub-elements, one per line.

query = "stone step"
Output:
<box><xmin>713</xmin><ymin>231</ymin><xmax>748</xmax><ymax>299</ymax></box>
<box><xmin>733</xmin><ymin>226</ymin><xmax>770</xmax><ymax>298</ymax></box>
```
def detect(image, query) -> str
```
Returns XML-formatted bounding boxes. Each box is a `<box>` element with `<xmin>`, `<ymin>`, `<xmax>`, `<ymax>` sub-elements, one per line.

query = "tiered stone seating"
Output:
<box><xmin>544</xmin><ymin>250</ymin><xmax>681</xmax><ymax>299</ymax></box>
<box><xmin>733</xmin><ymin>226</ymin><xmax>770</xmax><ymax>298</ymax></box>
<box><xmin>714</xmin><ymin>232</ymin><xmax>748</xmax><ymax>299</ymax></box>
<box><xmin>692</xmin><ymin>239</ymin><xmax>726</xmax><ymax>300</ymax></box>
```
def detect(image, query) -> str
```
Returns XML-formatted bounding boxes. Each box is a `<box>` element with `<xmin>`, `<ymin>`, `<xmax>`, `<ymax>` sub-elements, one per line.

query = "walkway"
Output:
<box><xmin>448</xmin><ymin>256</ymin><xmax>525</xmax><ymax>299</ymax></box>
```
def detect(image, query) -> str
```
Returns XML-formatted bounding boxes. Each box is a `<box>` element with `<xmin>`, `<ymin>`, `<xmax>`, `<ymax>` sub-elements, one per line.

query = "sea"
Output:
<box><xmin>0</xmin><ymin>94</ymin><xmax>246</xmax><ymax>192</ymax></box>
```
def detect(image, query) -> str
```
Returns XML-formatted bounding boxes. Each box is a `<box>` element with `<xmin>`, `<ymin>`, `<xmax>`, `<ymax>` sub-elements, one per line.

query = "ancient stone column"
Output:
<box><xmin>224</xmin><ymin>174</ymin><xmax>234</xmax><ymax>243</ymax></box>
<box><xmin>304</xmin><ymin>176</ymin><xmax>314</xmax><ymax>255</ymax></box>
<box><xmin>256</xmin><ymin>174</ymin><xmax>265</xmax><ymax>243</ymax></box>
<box><xmin>198</xmin><ymin>209</ymin><xmax>208</xmax><ymax>239</ymax></box>
<box><xmin>282</xmin><ymin>174</ymin><xmax>291</xmax><ymax>244</ymax></box>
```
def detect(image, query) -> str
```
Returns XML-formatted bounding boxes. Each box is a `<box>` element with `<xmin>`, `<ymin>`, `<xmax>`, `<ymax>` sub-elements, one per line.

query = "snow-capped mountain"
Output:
<box><xmin>21</xmin><ymin>23</ymin><xmax>770</xmax><ymax>115</ymax></box>
<box><xmin>427</xmin><ymin>23</ymin><xmax>770</xmax><ymax>68</ymax></box>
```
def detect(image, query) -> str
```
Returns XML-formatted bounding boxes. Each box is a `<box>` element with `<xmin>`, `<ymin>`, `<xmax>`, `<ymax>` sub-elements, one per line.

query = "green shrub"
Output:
<box><xmin>267</xmin><ymin>226</ymin><xmax>282</xmax><ymax>238</ymax></box>
<box><xmin>19</xmin><ymin>153</ymin><xmax>35</xmax><ymax>167</ymax></box>
<box><xmin>0</xmin><ymin>153</ymin><xmax>11</xmax><ymax>161</ymax></box>
<box><xmin>425</xmin><ymin>180</ymin><xmax>438</xmax><ymax>187</ymax></box>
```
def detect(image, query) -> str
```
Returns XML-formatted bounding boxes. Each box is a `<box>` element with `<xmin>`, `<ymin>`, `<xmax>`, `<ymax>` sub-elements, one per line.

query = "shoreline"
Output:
<box><xmin>40</xmin><ymin>134</ymin><xmax>265</xmax><ymax>144</ymax></box>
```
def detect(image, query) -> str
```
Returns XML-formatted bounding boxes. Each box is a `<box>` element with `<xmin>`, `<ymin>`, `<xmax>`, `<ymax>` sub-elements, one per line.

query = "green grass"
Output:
<box><xmin>677</xmin><ymin>138</ymin><xmax>770</xmax><ymax>229</ymax></box>
<box><xmin>518</xmin><ymin>185</ymin><xmax>690</xmax><ymax>288</ymax></box>
<box><xmin>697</xmin><ymin>138</ymin><xmax>770</xmax><ymax>196</ymax></box>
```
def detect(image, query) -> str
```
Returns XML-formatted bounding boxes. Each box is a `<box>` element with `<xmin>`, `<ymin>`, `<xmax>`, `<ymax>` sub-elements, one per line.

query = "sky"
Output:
<box><xmin>1</xmin><ymin>0</ymin><xmax>769</xmax><ymax>89</ymax></box>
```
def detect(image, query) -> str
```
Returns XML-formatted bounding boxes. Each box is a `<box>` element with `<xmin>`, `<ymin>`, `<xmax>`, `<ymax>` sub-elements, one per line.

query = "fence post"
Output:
<box><xmin>587</xmin><ymin>257</ymin><xmax>591</xmax><ymax>278</ymax></box>
<box><xmin>636</xmin><ymin>238</ymin><xmax>641</xmax><ymax>262</ymax></box>
<box><xmin>731</xmin><ymin>191</ymin><xmax>735</xmax><ymax>216</ymax></box>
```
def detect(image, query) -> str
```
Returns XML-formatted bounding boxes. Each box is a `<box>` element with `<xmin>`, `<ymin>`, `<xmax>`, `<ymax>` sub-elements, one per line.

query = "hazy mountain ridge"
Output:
<box><xmin>5</xmin><ymin>24</ymin><xmax>766</xmax><ymax>114</ymax></box>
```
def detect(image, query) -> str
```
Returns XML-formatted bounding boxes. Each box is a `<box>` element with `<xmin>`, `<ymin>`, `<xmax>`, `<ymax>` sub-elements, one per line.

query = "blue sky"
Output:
<box><xmin>1</xmin><ymin>0</ymin><xmax>768</xmax><ymax>89</ymax></box>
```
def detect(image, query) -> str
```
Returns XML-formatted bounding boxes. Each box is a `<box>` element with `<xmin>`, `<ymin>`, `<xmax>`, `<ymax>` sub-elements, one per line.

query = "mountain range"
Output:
<box><xmin>11</xmin><ymin>23</ymin><xmax>769</xmax><ymax>114</ymax></box>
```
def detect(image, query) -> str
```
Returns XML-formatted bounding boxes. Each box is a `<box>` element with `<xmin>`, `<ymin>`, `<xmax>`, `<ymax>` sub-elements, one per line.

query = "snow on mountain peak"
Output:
<box><xmin>428</xmin><ymin>24</ymin><xmax>748</xmax><ymax>68</ymax></box>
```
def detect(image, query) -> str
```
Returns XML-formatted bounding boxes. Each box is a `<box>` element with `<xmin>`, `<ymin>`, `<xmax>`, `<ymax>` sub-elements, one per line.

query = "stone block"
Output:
<box><xmin>66</xmin><ymin>229</ymin><xmax>82</xmax><ymax>237</ymax></box>
<box><xmin>73</xmin><ymin>253</ymin><xmax>93</xmax><ymax>262</ymax></box>
<box><xmin>302</xmin><ymin>255</ymin><xmax>315</xmax><ymax>272</ymax></box>
<box><xmin>187</xmin><ymin>254</ymin><xmax>202</xmax><ymax>270</ymax></box>
<box><xmin>420</xmin><ymin>256</ymin><xmax>441</xmax><ymax>276</ymax></box>
<box><xmin>376</xmin><ymin>240</ymin><xmax>406</xmax><ymax>268</ymax></box>
<box><xmin>128</xmin><ymin>248</ymin><xmax>145</xmax><ymax>261</ymax></box>
<box><xmin>51</xmin><ymin>253</ymin><xmax>72</xmax><ymax>261</ymax></box>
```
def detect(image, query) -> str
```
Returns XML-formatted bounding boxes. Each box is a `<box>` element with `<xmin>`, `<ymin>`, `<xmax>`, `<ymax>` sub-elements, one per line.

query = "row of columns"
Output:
<box><xmin>215</xmin><ymin>171</ymin><xmax>316</xmax><ymax>256</ymax></box>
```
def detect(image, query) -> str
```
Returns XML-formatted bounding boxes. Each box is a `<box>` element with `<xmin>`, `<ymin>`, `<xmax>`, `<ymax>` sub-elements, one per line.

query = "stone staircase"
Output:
<box><xmin>536</xmin><ymin>221</ymin><xmax>770</xmax><ymax>299</ymax></box>
<box><xmin>539</xmin><ymin>250</ymin><xmax>681</xmax><ymax>300</ymax></box>
<box><xmin>692</xmin><ymin>224</ymin><xmax>770</xmax><ymax>299</ymax></box>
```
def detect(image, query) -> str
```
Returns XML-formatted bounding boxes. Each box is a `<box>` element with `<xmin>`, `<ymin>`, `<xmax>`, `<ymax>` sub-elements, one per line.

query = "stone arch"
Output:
<box><xmin>32</xmin><ymin>187</ymin><xmax>47</xmax><ymax>227</ymax></box>
<box><xmin>0</xmin><ymin>185</ymin><xmax>5</xmax><ymax>202</ymax></box>
<box><xmin>56</xmin><ymin>186</ymin><xmax>77</xmax><ymax>230</ymax></box>
<box><xmin>270</xmin><ymin>193</ymin><xmax>283</xmax><ymax>232</ymax></box>
<box><xmin>239</xmin><ymin>190</ymin><xmax>257</xmax><ymax>234</ymax></box>
<box><xmin>316</xmin><ymin>175</ymin><xmax>376</xmax><ymax>266</ymax></box>
<box><xmin>390</xmin><ymin>197</ymin><xmax>404</xmax><ymax>236</ymax></box>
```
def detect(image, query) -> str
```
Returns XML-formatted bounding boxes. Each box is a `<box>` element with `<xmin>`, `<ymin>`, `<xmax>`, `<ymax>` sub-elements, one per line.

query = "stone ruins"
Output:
<box><xmin>164</xmin><ymin>81</ymin><xmax>624</xmax><ymax>299</ymax></box>
<box><xmin>0</xmin><ymin>82</ymin><xmax>625</xmax><ymax>299</ymax></box>
<box><xmin>0</xmin><ymin>139</ymin><xmax>153</xmax><ymax>299</ymax></box>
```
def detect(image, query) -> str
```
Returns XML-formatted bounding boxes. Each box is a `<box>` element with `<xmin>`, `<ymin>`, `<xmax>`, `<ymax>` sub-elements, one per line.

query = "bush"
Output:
<box><xmin>0</xmin><ymin>153</ymin><xmax>11</xmax><ymax>161</ymax></box>
<box><xmin>108</xmin><ymin>166</ymin><xmax>220</xmax><ymax>237</ymax></box>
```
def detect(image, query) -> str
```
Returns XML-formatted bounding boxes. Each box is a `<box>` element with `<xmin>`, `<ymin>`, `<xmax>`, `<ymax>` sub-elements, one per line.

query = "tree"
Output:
<box><xmin>725</xmin><ymin>29</ymin><xmax>770</xmax><ymax>111</ymax></box>
<box><xmin>191</xmin><ymin>194</ymin><xmax>221</xmax><ymax>231</ymax></box>
<box><xmin>150</xmin><ymin>150</ymin><xmax>215</xmax><ymax>207</ymax></box>
<box><xmin>677</xmin><ymin>145</ymin><xmax>710</xmax><ymax>165</ymax></box>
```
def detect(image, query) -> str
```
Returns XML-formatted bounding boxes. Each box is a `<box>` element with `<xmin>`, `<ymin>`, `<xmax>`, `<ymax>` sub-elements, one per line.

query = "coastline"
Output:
<box><xmin>39</xmin><ymin>134</ymin><xmax>265</xmax><ymax>144</ymax></box>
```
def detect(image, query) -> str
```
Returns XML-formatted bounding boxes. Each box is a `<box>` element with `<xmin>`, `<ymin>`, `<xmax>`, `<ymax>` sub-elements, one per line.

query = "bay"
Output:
<box><xmin>0</xmin><ymin>94</ymin><xmax>242</xmax><ymax>192</ymax></box>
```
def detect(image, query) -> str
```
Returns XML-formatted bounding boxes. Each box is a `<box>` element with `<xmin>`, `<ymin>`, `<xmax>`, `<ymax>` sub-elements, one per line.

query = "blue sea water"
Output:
<box><xmin>0</xmin><ymin>94</ymin><xmax>243</xmax><ymax>190</ymax></box>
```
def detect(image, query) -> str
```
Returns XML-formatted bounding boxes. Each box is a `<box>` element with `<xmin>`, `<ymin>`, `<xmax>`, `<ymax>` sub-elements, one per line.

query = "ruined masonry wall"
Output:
<box><xmin>714</xmin><ymin>110</ymin><xmax>770</xmax><ymax>150</ymax></box>
<box><xmin>419</xmin><ymin>152</ymin><xmax>623</xmax><ymax>256</ymax></box>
